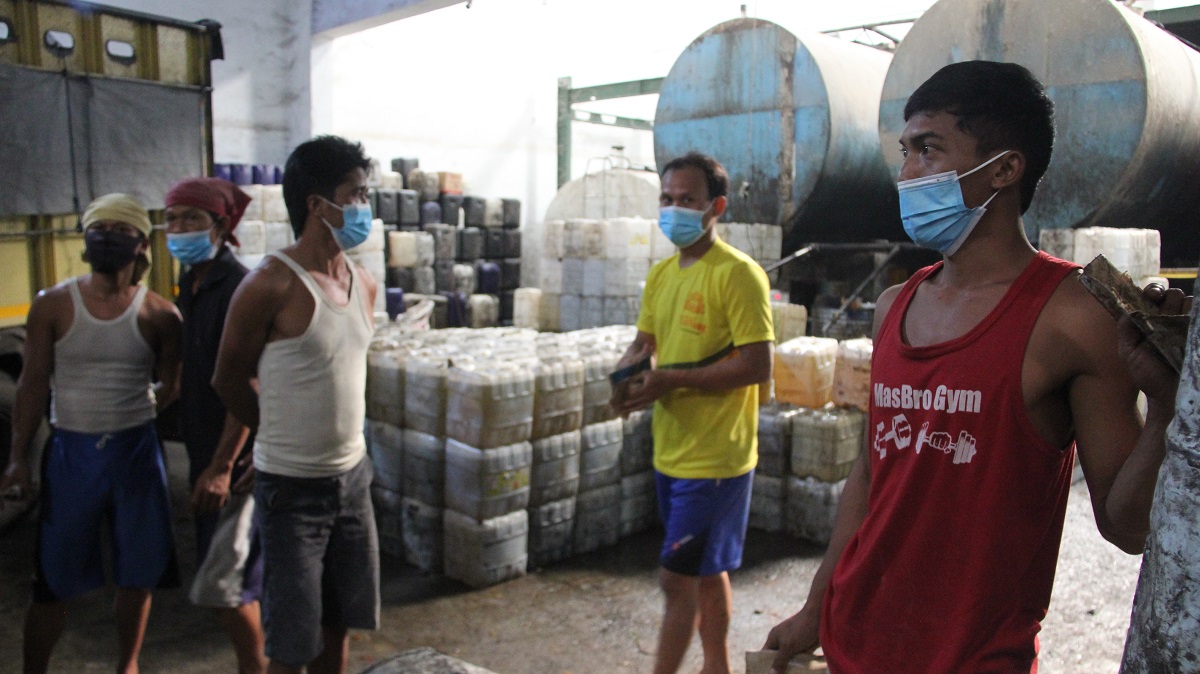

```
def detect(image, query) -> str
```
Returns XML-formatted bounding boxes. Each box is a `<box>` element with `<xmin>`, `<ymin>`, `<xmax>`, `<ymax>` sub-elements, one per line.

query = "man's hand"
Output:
<box><xmin>613</xmin><ymin>369</ymin><xmax>669</xmax><ymax>416</ymax></box>
<box><xmin>232</xmin><ymin>463</ymin><xmax>256</xmax><ymax>495</ymax></box>
<box><xmin>763</xmin><ymin>607</ymin><xmax>820</xmax><ymax>674</ymax></box>
<box><xmin>0</xmin><ymin>460</ymin><xmax>33</xmax><ymax>511</ymax></box>
<box><xmin>610</xmin><ymin>338</ymin><xmax>655</xmax><ymax>415</ymax></box>
<box><xmin>1118</xmin><ymin>283</ymin><xmax>1191</xmax><ymax>402</ymax></box>
<box><xmin>1143</xmin><ymin>282</ymin><xmax>1191</xmax><ymax>317</ymax></box>
<box><xmin>190</xmin><ymin>463</ymin><xmax>232</xmax><ymax>513</ymax></box>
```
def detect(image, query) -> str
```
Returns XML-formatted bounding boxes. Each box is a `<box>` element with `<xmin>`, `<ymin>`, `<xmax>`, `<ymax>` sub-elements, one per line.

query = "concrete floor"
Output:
<box><xmin>0</xmin><ymin>442</ymin><xmax>1143</xmax><ymax>674</ymax></box>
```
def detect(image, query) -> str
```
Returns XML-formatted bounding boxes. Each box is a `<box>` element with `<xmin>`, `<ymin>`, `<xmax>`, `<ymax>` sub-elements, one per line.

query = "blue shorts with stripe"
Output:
<box><xmin>34</xmin><ymin>422</ymin><xmax>178</xmax><ymax>602</ymax></box>
<box><xmin>656</xmin><ymin>470</ymin><xmax>753</xmax><ymax>577</ymax></box>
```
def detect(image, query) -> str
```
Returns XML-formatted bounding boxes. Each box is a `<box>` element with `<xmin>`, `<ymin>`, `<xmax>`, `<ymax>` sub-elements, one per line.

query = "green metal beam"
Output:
<box><xmin>557</xmin><ymin>77</ymin><xmax>572</xmax><ymax>188</ymax></box>
<box><xmin>567</xmin><ymin>77</ymin><xmax>663</xmax><ymax>105</ymax></box>
<box><xmin>1147</xmin><ymin>4</ymin><xmax>1200</xmax><ymax>26</ymax></box>
<box><xmin>558</xmin><ymin>75</ymin><xmax>662</xmax><ymax>188</ymax></box>
<box><xmin>571</xmin><ymin>110</ymin><xmax>654</xmax><ymax>132</ymax></box>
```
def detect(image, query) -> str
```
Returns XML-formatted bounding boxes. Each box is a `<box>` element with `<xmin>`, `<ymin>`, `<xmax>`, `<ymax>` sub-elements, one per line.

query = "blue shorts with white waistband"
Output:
<box><xmin>33</xmin><ymin>422</ymin><xmax>179</xmax><ymax>602</ymax></box>
<box><xmin>656</xmin><ymin>470</ymin><xmax>753</xmax><ymax>577</ymax></box>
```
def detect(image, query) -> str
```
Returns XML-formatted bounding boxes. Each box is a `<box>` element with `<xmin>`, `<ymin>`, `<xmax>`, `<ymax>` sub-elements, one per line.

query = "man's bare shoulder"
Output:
<box><xmin>28</xmin><ymin>283</ymin><xmax>72</xmax><ymax>318</ymax></box>
<box><xmin>1034</xmin><ymin>270</ymin><xmax>1120</xmax><ymax>370</ymax></box>
<box><xmin>871</xmin><ymin>283</ymin><xmax>906</xmax><ymax>340</ymax></box>
<box><xmin>876</xmin><ymin>283</ymin><xmax>905</xmax><ymax>314</ymax></box>
<box><xmin>143</xmin><ymin>289</ymin><xmax>182</xmax><ymax>320</ymax></box>
<box><xmin>238</xmin><ymin>255</ymin><xmax>297</xmax><ymax>298</ymax></box>
<box><xmin>353</xmin><ymin>260</ymin><xmax>377</xmax><ymax>288</ymax></box>
<box><xmin>32</xmin><ymin>282</ymin><xmax>71</xmax><ymax>304</ymax></box>
<box><xmin>1043</xmin><ymin>270</ymin><xmax>1113</xmax><ymax>333</ymax></box>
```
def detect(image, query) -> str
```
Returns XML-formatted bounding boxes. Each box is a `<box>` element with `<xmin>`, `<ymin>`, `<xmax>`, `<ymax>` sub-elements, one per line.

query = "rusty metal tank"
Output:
<box><xmin>654</xmin><ymin>18</ymin><xmax>901</xmax><ymax>255</ymax></box>
<box><xmin>879</xmin><ymin>0</ymin><xmax>1200</xmax><ymax>267</ymax></box>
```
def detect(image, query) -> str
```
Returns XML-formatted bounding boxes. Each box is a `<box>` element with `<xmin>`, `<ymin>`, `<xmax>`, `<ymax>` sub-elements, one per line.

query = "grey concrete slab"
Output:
<box><xmin>361</xmin><ymin>647</ymin><xmax>498</xmax><ymax>673</ymax></box>
<box><xmin>0</xmin><ymin>468</ymin><xmax>1140</xmax><ymax>674</ymax></box>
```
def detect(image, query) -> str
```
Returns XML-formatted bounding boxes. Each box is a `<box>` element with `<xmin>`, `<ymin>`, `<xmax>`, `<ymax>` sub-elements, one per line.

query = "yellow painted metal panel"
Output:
<box><xmin>0</xmin><ymin>305</ymin><xmax>31</xmax><ymax>328</ymax></box>
<box><xmin>155</xmin><ymin>24</ymin><xmax>194</xmax><ymax>85</ymax></box>
<box><xmin>0</xmin><ymin>239</ymin><xmax>32</xmax><ymax>307</ymax></box>
<box><xmin>12</xmin><ymin>3</ymin><xmax>208</xmax><ymax>87</ymax></box>
<box><xmin>96</xmin><ymin>13</ymin><xmax>138</xmax><ymax>79</ymax></box>
<box><xmin>0</xmin><ymin>303</ymin><xmax>30</xmax><ymax>318</ymax></box>
<box><xmin>33</xmin><ymin>3</ymin><xmax>85</xmax><ymax>72</ymax></box>
<box><xmin>0</xmin><ymin>216</ymin><xmax>24</xmax><ymax>235</ymax></box>
<box><xmin>0</xmin><ymin>0</ymin><xmax>18</xmax><ymax>65</ymax></box>
<box><xmin>51</xmin><ymin>232</ymin><xmax>86</xmax><ymax>284</ymax></box>
<box><xmin>1159</xmin><ymin>268</ymin><xmax>1198</xmax><ymax>280</ymax></box>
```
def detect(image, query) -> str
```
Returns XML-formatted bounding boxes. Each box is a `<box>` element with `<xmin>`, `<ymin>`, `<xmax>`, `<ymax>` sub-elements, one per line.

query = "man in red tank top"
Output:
<box><xmin>763</xmin><ymin>61</ymin><xmax>1188</xmax><ymax>674</ymax></box>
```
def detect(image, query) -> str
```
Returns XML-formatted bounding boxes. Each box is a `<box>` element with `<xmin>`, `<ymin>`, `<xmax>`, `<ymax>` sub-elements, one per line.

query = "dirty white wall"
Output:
<box><xmin>103</xmin><ymin>0</ymin><xmax>956</xmax><ymax>218</ymax></box>
<box><xmin>97</xmin><ymin>0</ymin><xmax>312</xmax><ymax>165</ymax></box>
<box><xmin>105</xmin><ymin>0</ymin><xmax>1183</xmax><ymax>222</ymax></box>
<box><xmin>311</xmin><ymin>0</ymin><xmax>463</xmax><ymax>37</ymax></box>
<box><xmin>313</xmin><ymin>0</ymin><xmax>940</xmax><ymax>227</ymax></box>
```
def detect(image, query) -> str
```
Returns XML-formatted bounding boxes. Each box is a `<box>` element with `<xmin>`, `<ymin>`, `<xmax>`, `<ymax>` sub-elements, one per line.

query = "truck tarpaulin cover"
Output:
<box><xmin>0</xmin><ymin>63</ymin><xmax>205</xmax><ymax>217</ymax></box>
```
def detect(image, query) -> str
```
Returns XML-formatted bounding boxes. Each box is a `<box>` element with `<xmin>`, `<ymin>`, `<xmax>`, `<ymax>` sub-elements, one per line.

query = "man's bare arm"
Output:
<box><xmin>0</xmin><ymin>293</ymin><xmax>59</xmax><ymax>501</ymax></box>
<box><xmin>609</xmin><ymin>331</ymin><xmax>657</xmax><ymax>414</ymax></box>
<box><xmin>761</xmin><ymin>282</ymin><xmax>900</xmax><ymax>673</ymax></box>
<box><xmin>212</xmin><ymin>267</ymin><xmax>284</xmax><ymax>430</ymax></box>
<box><xmin>615</xmin><ymin>340</ymin><xmax>773</xmax><ymax>414</ymax></box>
<box><xmin>149</xmin><ymin>297</ymin><xmax>183</xmax><ymax>412</ymax></box>
<box><xmin>763</xmin><ymin>447</ymin><xmax>871</xmax><ymax>672</ymax></box>
<box><xmin>191</xmin><ymin>411</ymin><xmax>251</xmax><ymax>513</ymax></box>
<box><xmin>1069</xmin><ymin>283</ymin><xmax>1187</xmax><ymax>554</ymax></box>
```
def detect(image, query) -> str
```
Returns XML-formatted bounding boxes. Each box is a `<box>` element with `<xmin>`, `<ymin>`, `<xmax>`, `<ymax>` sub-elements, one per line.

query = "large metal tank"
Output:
<box><xmin>654</xmin><ymin>18</ymin><xmax>901</xmax><ymax>256</ymax></box>
<box><xmin>879</xmin><ymin>0</ymin><xmax>1200</xmax><ymax>267</ymax></box>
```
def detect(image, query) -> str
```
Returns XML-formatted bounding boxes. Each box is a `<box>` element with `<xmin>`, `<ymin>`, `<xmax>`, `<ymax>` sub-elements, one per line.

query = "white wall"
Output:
<box><xmin>103</xmin><ymin>0</ymin><xmax>944</xmax><ymax>212</ymax></box>
<box><xmin>314</xmin><ymin>0</ymin><xmax>938</xmax><ymax>226</ymax></box>
<box><xmin>97</xmin><ymin>0</ymin><xmax>312</xmax><ymax>165</ymax></box>
<box><xmin>312</xmin><ymin>0</ymin><xmax>462</xmax><ymax>37</ymax></box>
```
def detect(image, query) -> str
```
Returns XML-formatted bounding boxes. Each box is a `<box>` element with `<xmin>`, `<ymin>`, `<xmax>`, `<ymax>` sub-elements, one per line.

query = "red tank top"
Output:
<box><xmin>820</xmin><ymin>252</ymin><xmax>1079</xmax><ymax>674</ymax></box>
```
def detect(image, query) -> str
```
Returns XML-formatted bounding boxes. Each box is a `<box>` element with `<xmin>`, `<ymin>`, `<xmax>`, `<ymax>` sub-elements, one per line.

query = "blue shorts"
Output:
<box><xmin>34</xmin><ymin>423</ymin><xmax>178</xmax><ymax>602</ymax></box>
<box><xmin>656</xmin><ymin>470</ymin><xmax>753</xmax><ymax>577</ymax></box>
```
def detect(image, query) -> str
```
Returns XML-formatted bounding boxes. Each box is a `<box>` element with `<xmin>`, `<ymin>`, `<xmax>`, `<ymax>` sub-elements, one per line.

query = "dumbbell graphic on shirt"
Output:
<box><xmin>913</xmin><ymin>422</ymin><xmax>978</xmax><ymax>464</ymax></box>
<box><xmin>874</xmin><ymin>414</ymin><xmax>912</xmax><ymax>459</ymax></box>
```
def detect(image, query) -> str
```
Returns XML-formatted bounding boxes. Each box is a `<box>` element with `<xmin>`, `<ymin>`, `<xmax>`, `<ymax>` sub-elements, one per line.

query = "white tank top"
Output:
<box><xmin>51</xmin><ymin>279</ymin><xmax>156</xmax><ymax>433</ymax></box>
<box><xmin>254</xmin><ymin>251</ymin><xmax>372</xmax><ymax>478</ymax></box>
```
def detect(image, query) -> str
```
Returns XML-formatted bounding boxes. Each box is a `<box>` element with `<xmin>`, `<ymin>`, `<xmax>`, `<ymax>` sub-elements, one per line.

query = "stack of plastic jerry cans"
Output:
<box><xmin>541</xmin><ymin>218</ymin><xmax>657</xmax><ymax>331</ymax></box>
<box><xmin>525</xmin><ymin>340</ymin><xmax>584</xmax><ymax>567</ymax></box>
<box><xmin>364</xmin><ymin>325</ymin><xmax>656</xmax><ymax>587</ymax></box>
<box><xmin>619</xmin><ymin>408</ymin><xmax>656</xmax><ymax>537</ymax></box>
<box><xmin>442</xmin><ymin>361</ymin><xmax>535</xmax><ymax>587</ymax></box>
<box><xmin>574</xmin><ymin>419</ymin><xmax>624</xmax><ymax>554</ymax></box>
<box><xmin>376</xmin><ymin>156</ymin><xmax>523</xmax><ymax>331</ymax></box>
<box><xmin>785</xmin><ymin>406</ymin><xmax>865</xmax><ymax>545</ymax></box>
<box><xmin>750</xmin><ymin>403</ymin><xmax>803</xmax><ymax>533</ymax></box>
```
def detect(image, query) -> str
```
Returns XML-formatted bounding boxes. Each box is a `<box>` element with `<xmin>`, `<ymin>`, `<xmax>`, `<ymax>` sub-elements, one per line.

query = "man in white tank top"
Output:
<box><xmin>0</xmin><ymin>193</ymin><xmax>182</xmax><ymax>674</ymax></box>
<box><xmin>213</xmin><ymin>135</ymin><xmax>379</xmax><ymax>674</ymax></box>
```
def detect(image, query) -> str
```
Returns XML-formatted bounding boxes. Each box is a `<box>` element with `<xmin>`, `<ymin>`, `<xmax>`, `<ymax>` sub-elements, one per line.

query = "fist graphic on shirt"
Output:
<box><xmin>926</xmin><ymin>431</ymin><xmax>954</xmax><ymax>453</ymax></box>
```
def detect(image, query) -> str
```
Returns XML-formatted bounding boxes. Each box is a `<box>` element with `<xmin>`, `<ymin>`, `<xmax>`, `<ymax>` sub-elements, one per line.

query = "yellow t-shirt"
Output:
<box><xmin>637</xmin><ymin>238</ymin><xmax>774</xmax><ymax>479</ymax></box>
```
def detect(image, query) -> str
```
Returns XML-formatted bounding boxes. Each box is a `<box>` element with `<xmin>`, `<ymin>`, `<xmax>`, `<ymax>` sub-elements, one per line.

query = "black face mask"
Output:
<box><xmin>84</xmin><ymin>230</ymin><xmax>141</xmax><ymax>273</ymax></box>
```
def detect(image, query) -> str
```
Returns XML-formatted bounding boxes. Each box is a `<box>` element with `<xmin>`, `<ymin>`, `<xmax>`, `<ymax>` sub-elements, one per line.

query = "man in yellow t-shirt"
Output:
<box><xmin>612</xmin><ymin>152</ymin><xmax>774</xmax><ymax>674</ymax></box>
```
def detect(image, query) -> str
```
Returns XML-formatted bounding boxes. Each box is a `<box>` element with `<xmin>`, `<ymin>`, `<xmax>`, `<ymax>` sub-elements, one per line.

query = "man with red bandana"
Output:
<box><xmin>164</xmin><ymin>176</ymin><xmax>266</xmax><ymax>674</ymax></box>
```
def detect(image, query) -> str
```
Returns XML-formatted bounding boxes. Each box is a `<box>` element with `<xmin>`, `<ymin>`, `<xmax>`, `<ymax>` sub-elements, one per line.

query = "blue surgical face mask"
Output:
<box><xmin>898</xmin><ymin>151</ymin><xmax>1009</xmax><ymax>256</ymax></box>
<box><xmin>166</xmin><ymin>229</ymin><xmax>219</xmax><ymax>265</ymax></box>
<box><xmin>658</xmin><ymin>205</ymin><xmax>709</xmax><ymax>248</ymax></box>
<box><xmin>320</xmin><ymin>196</ymin><xmax>373</xmax><ymax>250</ymax></box>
